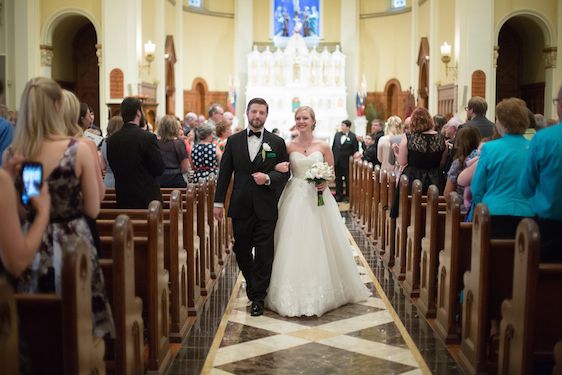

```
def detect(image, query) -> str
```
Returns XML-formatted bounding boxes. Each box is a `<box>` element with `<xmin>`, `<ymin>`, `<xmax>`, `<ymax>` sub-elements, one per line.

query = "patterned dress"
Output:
<box><xmin>17</xmin><ymin>139</ymin><xmax>115</xmax><ymax>338</ymax></box>
<box><xmin>191</xmin><ymin>143</ymin><xmax>218</xmax><ymax>183</ymax></box>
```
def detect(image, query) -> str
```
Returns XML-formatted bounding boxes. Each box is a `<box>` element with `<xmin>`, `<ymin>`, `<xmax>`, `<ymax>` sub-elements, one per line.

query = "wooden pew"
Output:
<box><xmin>99</xmin><ymin>215</ymin><xmax>144</xmax><ymax>375</ymax></box>
<box><xmin>361</xmin><ymin>161</ymin><xmax>373</xmax><ymax>237</ymax></box>
<box><xmin>99</xmin><ymin>201</ymin><xmax>172</xmax><ymax>374</ymax></box>
<box><xmin>369</xmin><ymin>165</ymin><xmax>381</xmax><ymax>247</ymax></box>
<box><xmin>98</xmin><ymin>190</ymin><xmax>191</xmax><ymax>343</ymax></box>
<box><xmin>435</xmin><ymin>192</ymin><xmax>472</xmax><ymax>344</ymax></box>
<box><xmin>15</xmin><ymin>239</ymin><xmax>105</xmax><ymax>374</ymax></box>
<box><xmin>392</xmin><ymin>175</ymin><xmax>410</xmax><ymax>279</ymax></box>
<box><xmin>184</xmin><ymin>186</ymin><xmax>203</xmax><ymax>315</ymax></box>
<box><xmin>498</xmin><ymin>219</ymin><xmax>562</xmax><ymax>375</ymax></box>
<box><xmin>196</xmin><ymin>181</ymin><xmax>212</xmax><ymax>295</ymax></box>
<box><xmin>383</xmin><ymin>171</ymin><xmax>396</xmax><ymax>264</ymax></box>
<box><xmin>403</xmin><ymin>182</ymin><xmax>447</xmax><ymax>298</ymax></box>
<box><xmin>0</xmin><ymin>276</ymin><xmax>18</xmax><ymax>374</ymax></box>
<box><xmin>206</xmin><ymin>176</ymin><xmax>221</xmax><ymax>279</ymax></box>
<box><xmin>403</xmin><ymin>180</ymin><xmax>424</xmax><ymax>296</ymax></box>
<box><xmin>377</xmin><ymin>169</ymin><xmax>389</xmax><ymax>255</ymax></box>
<box><xmin>349</xmin><ymin>158</ymin><xmax>359</xmax><ymax>217</ymax></box>
<box><xmin>417</xmin><ymin>185</ymin><xmax>447</xmax><ymax>318</ymax></box>
<box><xmin>459</xmin><ymin>204</ymin><xmax>516</xmax><ymax>375</ymax></box>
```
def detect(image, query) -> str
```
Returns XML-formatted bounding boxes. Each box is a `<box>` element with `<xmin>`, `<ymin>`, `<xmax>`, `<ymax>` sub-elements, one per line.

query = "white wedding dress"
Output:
<box><xmin>265</xmin><ymin>151</ymin><xmax>371</xmax><ymax>317</ymax></box>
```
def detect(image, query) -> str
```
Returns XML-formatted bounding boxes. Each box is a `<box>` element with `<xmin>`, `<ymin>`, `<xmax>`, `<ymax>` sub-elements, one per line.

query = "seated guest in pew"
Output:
<box><xmin>215</xmin><ymin>120</ymin><xmax>233</xmax><ymax>153</ymax></box>
<box><xmin>519</xmin><ymin>86</ymin><xmax>562</xmax><ymax>263</ymax></box>
<box><xmin>443</xmin><ymin>127</ymin><xmax>480</xmax><ymax>214</ymax></box>
<box><xmin>100</xmin><ymin>116</ymin><xmax>124</xmax><ymax>188</ymax></box>
<box><xmin>107</xmin><ymin>97</ymin><xmax>165</xmax><ymax>208</ymax></box>
<box><xmin>191</xmin><ymin>123</ymin><xmax>222</xmax><ymax>183</ymax></box>
<box><xmin>10</xmin><ymin>77</ymin><xmax>115</xmax><ymax>339</ymax></box>
<box><xmin>471</xmin><ymin>97</ymin><xmax>533</xmax><ymax>238</ymax></box>
<box><xmin>156</xmin><ymin>115</ymin><xmax>190</xmax><ymax>188</ymax></box>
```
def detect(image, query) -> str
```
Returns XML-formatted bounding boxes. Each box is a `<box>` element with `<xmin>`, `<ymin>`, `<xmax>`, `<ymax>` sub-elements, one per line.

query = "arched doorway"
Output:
<box><xmin>51</xmin><ymin>17</ymin><xmax>99</xmax><ymax>121</ymax></box>
<box><xmin>496</xmin><ymin>16</ymin><xmax>546</xmax><ymax>114</ymax></box>
<box><xmin>194</xmin><ymin>79</ymin><xmax>207</xmax><ymax>115</ymax></box>
<box><xmin>384</xmin><ymin>79</ymin><xmax>402</xmax><ymax>117</ymax></box>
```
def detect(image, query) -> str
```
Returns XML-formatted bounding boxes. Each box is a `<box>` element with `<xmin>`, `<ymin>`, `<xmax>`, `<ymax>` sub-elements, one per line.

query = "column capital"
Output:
<box><xmin>544</xmin><ymin>47</ymin><xmax>557</xmax><ymax>69</ymax></box>
<box><xmin>40</xmin><ymin>45</ymin><xmax>54</xmax><ymax>67</ymax></box>
<box><xmin>95</xmin><ymin>44</ymin><xmax>102</xmax><ymax>66</ymax></box>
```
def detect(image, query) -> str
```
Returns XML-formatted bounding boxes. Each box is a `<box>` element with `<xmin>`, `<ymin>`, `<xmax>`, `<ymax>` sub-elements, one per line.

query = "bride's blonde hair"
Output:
<box><xmin>12</xmin><ymin>77</ymin><xmax>66</xmax><ymax>158</ymax></box>
<box><xmin>295</xmin><ymin>106</ymin><xmax>317</xmax><ymax>130</ymax></box>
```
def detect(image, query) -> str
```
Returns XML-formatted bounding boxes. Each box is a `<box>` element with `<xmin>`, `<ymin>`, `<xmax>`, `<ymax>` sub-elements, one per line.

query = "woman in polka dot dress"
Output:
<box><xmin>191</xmin><ymin>123</ymin><xmax>222</xmax><ymax>183</ymax></box>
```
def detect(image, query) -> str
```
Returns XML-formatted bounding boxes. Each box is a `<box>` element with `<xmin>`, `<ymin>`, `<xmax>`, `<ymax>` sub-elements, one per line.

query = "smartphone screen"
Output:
<box><xmin>21</xmin><ymin>162</ymin><xmax>43</xmax><ymax>206</ymax></box>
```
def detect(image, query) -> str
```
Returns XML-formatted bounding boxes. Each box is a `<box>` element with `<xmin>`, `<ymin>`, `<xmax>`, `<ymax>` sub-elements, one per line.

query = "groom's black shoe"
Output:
<box><xmin>250</xmin><ymin>301</ymin><xmax>264</xmax><ymax>317</ymax></box>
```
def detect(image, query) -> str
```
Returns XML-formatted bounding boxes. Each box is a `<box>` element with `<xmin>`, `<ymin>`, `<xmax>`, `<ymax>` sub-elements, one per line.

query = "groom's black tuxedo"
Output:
<box><xmin>215</xmin><ymin>129</ymin><xmax>289</xmax><ymax>304</ymax></box>
<box><xmin>215</xmin><ymin>129</ymin><xmax>289</xmax><ymax>220</ymax></box>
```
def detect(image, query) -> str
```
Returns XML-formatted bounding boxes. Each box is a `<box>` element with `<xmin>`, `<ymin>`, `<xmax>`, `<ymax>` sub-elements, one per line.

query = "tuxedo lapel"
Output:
<box><xmin>240</xmin><ymin>131</ymin><xmax>253</xmax><ymax>166</ymax></box>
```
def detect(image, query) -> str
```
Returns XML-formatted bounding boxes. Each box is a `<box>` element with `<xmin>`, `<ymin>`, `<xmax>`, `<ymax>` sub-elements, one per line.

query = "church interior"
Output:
<box><xmin>1</xmin><ymin>0</ymin><xmax>562</xmax><ymax>374</ymax></box>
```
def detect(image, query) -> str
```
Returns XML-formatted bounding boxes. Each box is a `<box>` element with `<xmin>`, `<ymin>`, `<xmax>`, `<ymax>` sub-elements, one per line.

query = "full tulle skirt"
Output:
<box><xmin>265</xmin><ymin>177</ymin><xmax>371</xmax><ymax>317</ymax></box>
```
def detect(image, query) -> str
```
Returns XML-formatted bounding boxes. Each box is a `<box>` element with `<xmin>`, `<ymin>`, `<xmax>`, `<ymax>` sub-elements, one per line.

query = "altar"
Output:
<box><xmin>245</xmin><ymin>33</ymin><xmax>348</xmax><ymax>142</ymax></box>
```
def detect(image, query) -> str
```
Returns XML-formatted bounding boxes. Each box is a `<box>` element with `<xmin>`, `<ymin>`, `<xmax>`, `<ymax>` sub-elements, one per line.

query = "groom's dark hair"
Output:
<box><xmin>246</xmin><ymin>97</ymin><xmax>269</xmax><ymax>114</ymax></box>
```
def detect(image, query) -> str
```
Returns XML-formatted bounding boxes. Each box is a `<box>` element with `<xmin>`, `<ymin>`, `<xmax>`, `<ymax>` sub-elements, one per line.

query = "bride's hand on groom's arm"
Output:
<box><xmin>275</xmin><ymin>161</ymin><xmax>290</xmax><ymax>173</ymax></box>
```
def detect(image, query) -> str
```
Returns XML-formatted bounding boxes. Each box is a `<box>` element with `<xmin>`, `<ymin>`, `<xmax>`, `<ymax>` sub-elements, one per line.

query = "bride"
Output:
<box><xmin>265</xmin><ymin>106</ymin><xmax>370</xmax><ymax>317</ymax></box>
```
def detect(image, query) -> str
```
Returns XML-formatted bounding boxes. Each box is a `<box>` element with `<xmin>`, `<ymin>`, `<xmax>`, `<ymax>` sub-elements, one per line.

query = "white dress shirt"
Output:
<box><xmin>248</xmin><ymin>128</ymin><xmax>264</xmax><ymax>161</ymax></box>
<box><xmin>340</xmin><ymin>133</ymin><xmax>349</xmax><ymax>144</ymax></box>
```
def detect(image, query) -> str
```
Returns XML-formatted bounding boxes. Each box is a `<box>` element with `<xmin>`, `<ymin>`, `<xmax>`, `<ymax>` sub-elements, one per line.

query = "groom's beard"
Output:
<box><xmin>249</xmin><ymin>118</ymin><xmax>265</xmax><ymax>129</ymax></box>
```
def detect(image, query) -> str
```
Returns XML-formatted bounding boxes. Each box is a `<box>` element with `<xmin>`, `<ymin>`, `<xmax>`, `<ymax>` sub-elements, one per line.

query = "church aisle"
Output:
<box><xmin>168</xmin><ymin>212</ymin><xmax>461</xmax><ymax>374</ymax></box>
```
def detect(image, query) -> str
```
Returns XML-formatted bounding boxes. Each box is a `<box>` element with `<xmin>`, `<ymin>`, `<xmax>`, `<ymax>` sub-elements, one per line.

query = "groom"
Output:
<box><xmin>214</xmin><ymin>98</ymin><xmax>290</xmax><ymax>316</ymax></box>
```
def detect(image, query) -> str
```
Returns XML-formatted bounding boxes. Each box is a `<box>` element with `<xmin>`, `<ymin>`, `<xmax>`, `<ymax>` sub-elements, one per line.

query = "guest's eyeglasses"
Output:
<box><xmin>553</xmin><ymin>98</ymin><xmax>561</xmax><ymax>105</ymax></box>
<box><xmin>464</xmin><ymin>106</ymin><xmax>470</xmax><ymax>111</ymax></box>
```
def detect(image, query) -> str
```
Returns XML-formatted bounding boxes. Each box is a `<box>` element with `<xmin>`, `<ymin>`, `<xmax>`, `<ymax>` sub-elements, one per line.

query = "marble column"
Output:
<box><xmin>39</xmin><ymin>44</ymin><xmax>53</xmax><ymax>79</ymax></box>
<box><xmin>428</xmin><ymin>0</ymin><xmax>440</xmax><ymax>116</ymax></box>
<box><xmin>13</xmin><ymin>0</ymin><xmax>40</xmax><ymax>107</ymax></box>
<box><xmin>155</xmin><ymin>0</ymin><xmax>166</xmax><ymax>117</ymax></box>
<box><xmin>175</xmin><ymin>0</ymin><xmax>184</xmax><ymax>117</ymax></box>
<box><xmin>455</xmin><ymin>0</ymin><xmax>495</xmax><ymax>119</ymax></box>
<box><xmin>544</xmin><ymin>47</ymin><xmax>557</xmax><ymax>119</ymax></box>
<box><xmin>234</xmin><ymin>0</ymin><xmax>253</xmax><ymax>124</ymax></box>
<box><xmin>340</xmin><ymin>0</ymin><xmax>359</xmax><ymax>121</ymax></box>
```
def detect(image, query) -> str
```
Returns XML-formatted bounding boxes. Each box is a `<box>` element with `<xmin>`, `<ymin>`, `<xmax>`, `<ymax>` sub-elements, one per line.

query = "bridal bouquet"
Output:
<box><xmin>304</xmin><ymin>161</ymin><xmax>334</xmax><ymax>206</ymax></box>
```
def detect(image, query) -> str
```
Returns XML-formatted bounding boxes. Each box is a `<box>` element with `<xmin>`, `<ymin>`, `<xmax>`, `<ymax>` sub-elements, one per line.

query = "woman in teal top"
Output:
<box><xmin>471</xmin><ymin>98</ymin><xmax>533</xmax><ymax>238</ymax></box>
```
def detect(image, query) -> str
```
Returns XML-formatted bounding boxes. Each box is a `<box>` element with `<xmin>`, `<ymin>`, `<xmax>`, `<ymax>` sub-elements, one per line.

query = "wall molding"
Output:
<box><xmin>360</xmin><ymin>7</ymin><xmax>411</xmax><ymax>19</ymax></box>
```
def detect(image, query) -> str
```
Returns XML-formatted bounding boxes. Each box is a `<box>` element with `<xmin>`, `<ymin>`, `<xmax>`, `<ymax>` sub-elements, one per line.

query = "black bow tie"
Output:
<box><xmin>249</xmin><ymin>130</ymin><xmax>262</xmax><ymax>138</ymax></box>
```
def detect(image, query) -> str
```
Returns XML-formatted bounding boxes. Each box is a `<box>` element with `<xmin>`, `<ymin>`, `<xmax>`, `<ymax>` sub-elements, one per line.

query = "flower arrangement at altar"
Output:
<box><xmin>304</xmin><ymin>161</ymin><xmax>333</xmax><ymax>206</ymax></box>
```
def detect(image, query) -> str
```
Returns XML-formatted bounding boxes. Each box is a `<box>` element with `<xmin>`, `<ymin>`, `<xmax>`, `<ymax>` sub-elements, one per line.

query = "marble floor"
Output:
<box><xmin>168</xmin><ymin>212</ymin><xmax>461</xmax><ymax>374</ymax></box>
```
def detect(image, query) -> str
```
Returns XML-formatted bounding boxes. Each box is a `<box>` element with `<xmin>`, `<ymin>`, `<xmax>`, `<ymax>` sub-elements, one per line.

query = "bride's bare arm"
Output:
<box><xmin>322</xmin><ymin>142</ymin><xmax>335</xmax><ymax>169</ymax></box>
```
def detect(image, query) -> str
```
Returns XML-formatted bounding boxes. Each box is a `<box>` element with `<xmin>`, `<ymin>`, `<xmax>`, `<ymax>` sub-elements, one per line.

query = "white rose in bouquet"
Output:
<box><xmin>305</xmin><ymin>161</ymin><xmax>334</xmax><ymax>206</ymax></box>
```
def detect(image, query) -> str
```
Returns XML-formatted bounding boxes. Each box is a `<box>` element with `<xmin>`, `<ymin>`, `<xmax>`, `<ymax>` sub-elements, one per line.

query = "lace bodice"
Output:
<box><xmin>290</xmin><ymin>151</ymin><xmax>324</xmax><ymax>179</ymax></box>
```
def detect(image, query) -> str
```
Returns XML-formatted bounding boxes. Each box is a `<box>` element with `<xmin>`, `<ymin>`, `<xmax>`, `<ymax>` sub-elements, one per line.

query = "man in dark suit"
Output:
<box><xmin>463</xmin><ymin>96</ymin><xmax>495</xmax><ymax>138</ymax></box>
<box><xmin>107</xmin><ymin>97</ymin><xmax>165</xmax><ymax>209</ymax></box>
<box><xmin>213</xmin><ymin>98</ymin><xmax>289</xmax><ymax>317</ymax></box>
<box><xmin>332</xmin><ymin>119</ymin><xmax>359</xmax><ymax>202</ymax></box>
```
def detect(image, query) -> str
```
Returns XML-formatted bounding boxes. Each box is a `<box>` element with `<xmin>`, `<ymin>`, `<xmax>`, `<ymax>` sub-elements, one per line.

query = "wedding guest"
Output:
<box><xmin>391</xmin><ymin>107</ymin><xmax>446</xmax><ymax>217</ymax></box>
<box><xmin>332</xmin><ymin>120</ymin><xmax>358</xmax><ymax>202</ymax></box>
<box><xmin>61</xmin><ymin>90</ymin><xmax>105</xmax><ymax>200</ymax></box>
<box><xmin>107</xmin><ymin>97</ymin><xmax>165</xmax><ymax>208</ymax></box>
<box><xmin>463</xmin><ymin>96</ymin><xmax>494</xmax><ymax>138</ymax></box>
<box><xmin>0</xmin><ymin>154</ymin><xmax>50</xmax><ymax>278</ymax></box>
<box><xmin>191</xmin><ymin>123</ymin><xmax>222</xmax><ymax>183</ymax></box>
<box><xmin>519</xmin><ymin>86</ymin><xmax>562</xmax><ymax>262</ymax></box>
<box><xmin>377</xmin><ymin>115</ymin><xmax>403</xmax><ymax>172</ymax></box>
<box><xmin>156</xmin><ymin>115</ymin><xmax>189</xmax><ymax>188</ymax></box>
<box><xmin>215</xmin><ymin>120</ymin><xmax>232</xmax><ymax>153</ymax></box>
<box><xmin>10</xmin><ymin>77</ymin><xmax>114</xmax><ymax>338</ymax></box>
<box><xmin>471</xmin><ymin>97</ymin><xmax>533</xmax><ymax>238</ymax></box>
<box><xmin>370</xmin><ymin>118</ymin><xmax>385</xmax><ymax>165</ymax></box>
<box><xmin>206</xmin><ymin>103</ymin><xmax>224</xmax><ymax>129</ymax></box>
<box><xmin>443</xmin><ymin>127</ymin><xmax>480</xmax><ymax>213</ymax></box>
<box><xmin>100</xmin><ymin>116</ymin><xmax>124</xmax><ymax>188</ymax></box>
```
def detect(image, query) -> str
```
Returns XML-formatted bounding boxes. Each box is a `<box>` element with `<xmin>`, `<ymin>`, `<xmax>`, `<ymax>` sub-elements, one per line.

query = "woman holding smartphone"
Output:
<box><xmin>9</xmin><ymin>77</ymin><xmax>115</xmax><ymax>339</ymax></box>
<box><xmin>0</xmin><ymin>155</ymin><xmax>50</xmax><ymax>278</ymax></box>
